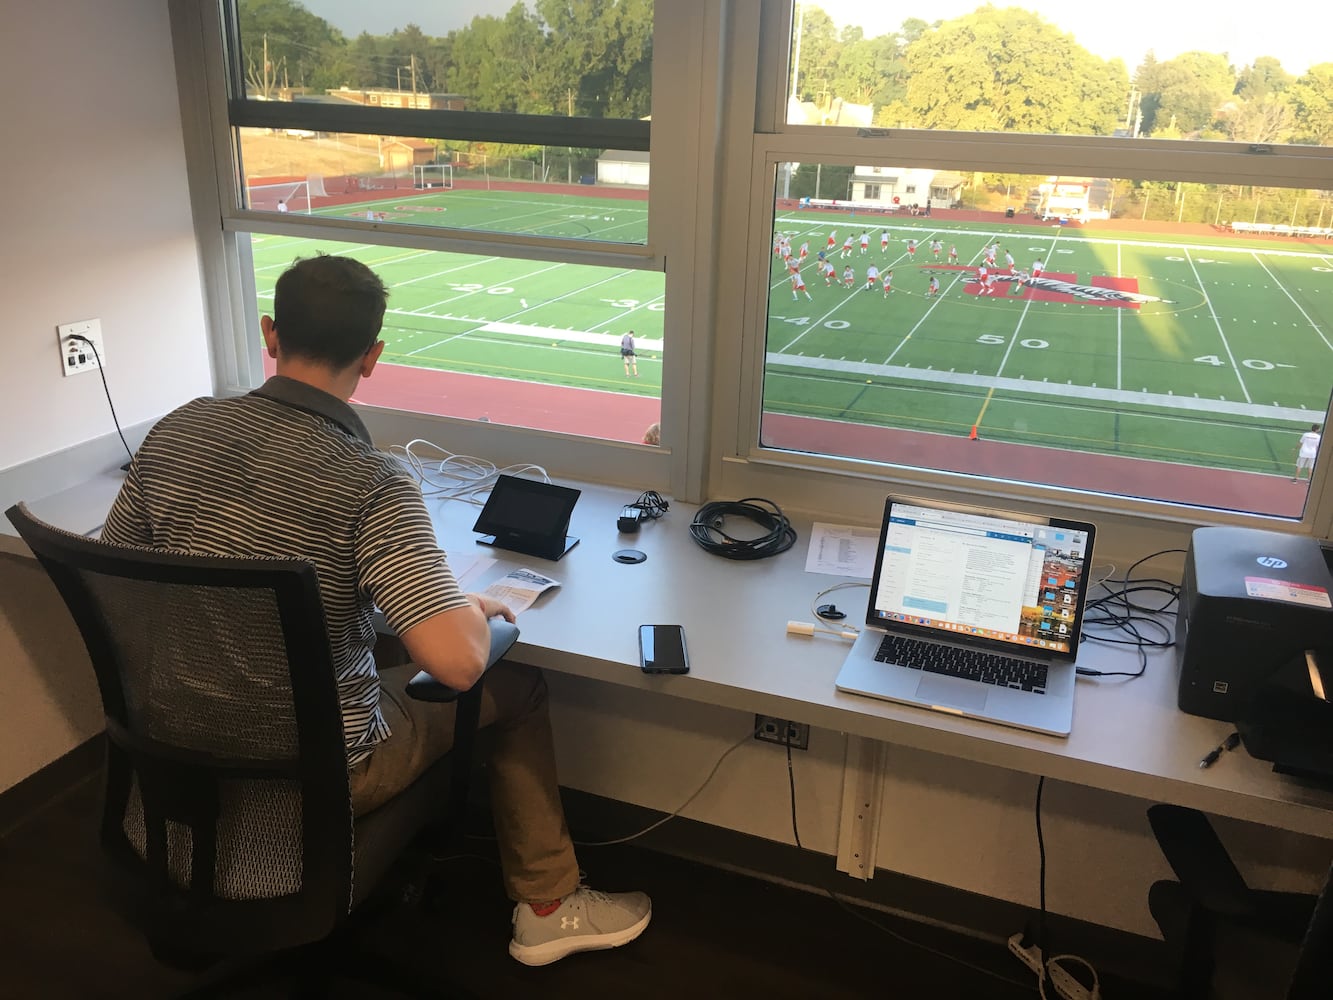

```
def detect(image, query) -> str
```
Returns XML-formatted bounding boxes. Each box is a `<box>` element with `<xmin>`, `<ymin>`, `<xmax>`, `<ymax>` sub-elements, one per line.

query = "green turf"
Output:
<box><xmin>765</xmin><ymin>211</ymin><xmax>1333</xmax><ymax>474</ymax></box>
<box><xmin>250</xmin><ymin>189</ymin><xmax>1333</xmax><ymax>476</ymax></box>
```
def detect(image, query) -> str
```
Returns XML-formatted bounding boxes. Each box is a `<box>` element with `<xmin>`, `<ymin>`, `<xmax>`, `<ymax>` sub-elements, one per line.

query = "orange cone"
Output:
<box><xmin>969</xmin><ymin>425</ymin><xmax>979</xmax><ymax>440</ymax></box>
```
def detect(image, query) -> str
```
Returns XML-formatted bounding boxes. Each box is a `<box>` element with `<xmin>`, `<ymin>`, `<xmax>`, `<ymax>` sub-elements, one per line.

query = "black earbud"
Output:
<box><xmin>816</xmin><ymin>603</ymin><xmax>846</xmax><ymax>620</ymax></box>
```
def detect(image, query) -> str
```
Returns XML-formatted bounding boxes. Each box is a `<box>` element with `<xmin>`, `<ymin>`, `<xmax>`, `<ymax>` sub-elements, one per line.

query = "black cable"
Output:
<box><xmin>775</xmin><ymin>718</ymin><xmax>1031</xmax><ymax>990</ymax></box>
<box><xmin>629</xmin><ymin>490</ymin><xmax>670</xmax><ymax>519</ymax></box>
<box><xmin>1036</xmin><ymin>776</ymin><xmax>1054</xmax><ymax>995</ymax></box>
<box><xmin>689</xmin><ymin>497</ymin><xmax>797</xmax><ymax>560</ymax></box>
<box><xmin>1076</xmin><ymin>549</ymin><xmax>1185</xmax><ymax>679</ymax></box>
<box><xmin>71</xmin><ymin>335</ymin><xmax>134</xmax><ymax>468</ymax></box>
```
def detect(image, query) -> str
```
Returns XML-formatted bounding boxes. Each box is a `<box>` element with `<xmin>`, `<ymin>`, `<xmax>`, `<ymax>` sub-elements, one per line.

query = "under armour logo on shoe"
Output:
<box><xmin>560</xmin><ymin>916</ymin><xmax>580</xmax><ymax>930</ymax></box>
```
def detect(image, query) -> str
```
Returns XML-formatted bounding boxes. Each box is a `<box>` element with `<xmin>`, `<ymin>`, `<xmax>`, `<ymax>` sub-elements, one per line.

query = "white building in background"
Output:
<box><xmin>596</xmin><ymin>148</ymin><xmax>651</xmax><ymax>186</ymax></box>
<box><xmin>850</xmin><ymin>166</ymin><xmax>965</xmax><ymax>211</ymax></box>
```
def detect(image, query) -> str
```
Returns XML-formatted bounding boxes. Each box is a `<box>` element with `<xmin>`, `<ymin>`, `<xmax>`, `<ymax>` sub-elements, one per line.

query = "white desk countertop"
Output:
<box><xmin>6</xmin><ymin>470</ymin><xmax>1332</xmax><ymax>839</ymax></box>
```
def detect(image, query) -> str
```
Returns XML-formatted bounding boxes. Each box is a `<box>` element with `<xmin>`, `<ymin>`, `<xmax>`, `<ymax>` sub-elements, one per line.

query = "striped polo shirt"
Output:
<box><xmin>101</xmin><ymin>375</ymin><xmax>468</xmax><ymax>766</ymax></box>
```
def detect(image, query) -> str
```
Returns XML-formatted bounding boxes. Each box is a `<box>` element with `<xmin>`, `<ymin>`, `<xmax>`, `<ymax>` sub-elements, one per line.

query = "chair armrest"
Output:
<box><xmin>405</xmin><ymin>620</ymin><xmax>521</xmax><ymax>703</ymax></box>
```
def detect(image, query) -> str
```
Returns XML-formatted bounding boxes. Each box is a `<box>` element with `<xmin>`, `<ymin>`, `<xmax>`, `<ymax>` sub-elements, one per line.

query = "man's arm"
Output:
<box><xmin>399</xmin><ymin>592</ymin><xmax>515</xmax><ymax>691</ymax></box>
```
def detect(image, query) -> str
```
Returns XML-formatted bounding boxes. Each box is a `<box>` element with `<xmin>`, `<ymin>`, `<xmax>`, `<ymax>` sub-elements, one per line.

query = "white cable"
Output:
<box><xmin>572</xmin><ymin>727</ymin><xmax>756</xmax><ymax>847</ymax></box>
<box><xmin>388</xmin><ymin>438</ymin><xmax>549</xmax><ymax>503</ymax></box>
<box><xmin>809</xmin><ymin>581</ymin><xmax>868</xmax><ymax>636</ymax></box>
<box><xmin>1007</xmin><ymin>934</ymin><xmax>1102</xmax><ymax>1000</ymax></box>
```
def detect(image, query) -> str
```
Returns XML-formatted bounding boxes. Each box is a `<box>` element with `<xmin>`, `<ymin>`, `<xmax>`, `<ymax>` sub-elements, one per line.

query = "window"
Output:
<box><xmin>744</xmin><ymin>2</ymin><xmax>1333</xmax><ymax>524</ymax></box>
<box><xmin>212</xmin><ymin>0</ymin><xmax>663</xmax><ymax>446</ymax></box>
<box><xmin>177</xmin><ymin>3</ymin><xmax>1332</xmax><ymax>536</ymax></box>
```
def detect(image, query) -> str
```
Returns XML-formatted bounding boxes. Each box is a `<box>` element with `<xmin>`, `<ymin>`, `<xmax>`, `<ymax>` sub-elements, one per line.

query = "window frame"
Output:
<box><xmin>171</xmin><ymin>0</ymin><xmax>720</xmax><ymax>501</ymax></box>
<box><xmin>706</xmin><ymin>0</ymin><xmax>1333</xmax><ymax>541</ymax></box>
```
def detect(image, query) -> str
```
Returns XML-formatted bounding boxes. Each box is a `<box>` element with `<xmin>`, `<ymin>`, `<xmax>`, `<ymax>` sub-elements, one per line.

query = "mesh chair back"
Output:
<box><xmin>6</xmin><ymin>504</ymin><xmax>354</xmax><ymax>957</ymax></box>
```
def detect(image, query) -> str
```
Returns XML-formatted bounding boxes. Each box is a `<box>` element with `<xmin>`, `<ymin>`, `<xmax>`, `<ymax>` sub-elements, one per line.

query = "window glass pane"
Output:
<box><xmin>235</xmin><ymin>1</ymin><xmax>652</xmax><ymax>120</ymax></box>
<box><xmin>786</xmin><ymin>2</ymin><xmax>1331</xmax><ymax>145</ymax></box>
<box><xmin>248</xmin><ymin>235</ymin><xmax>663</xmax><ymax>443</ymax></box>
<box><xmin>238</xmin><ymin>130</ymin><xmax>648</xmax><ymax>243</ymax></box>
<box><xmin>764</xmin><ymin>163</ymin><xmax>1333</xmax><ymax>517</ymax></box>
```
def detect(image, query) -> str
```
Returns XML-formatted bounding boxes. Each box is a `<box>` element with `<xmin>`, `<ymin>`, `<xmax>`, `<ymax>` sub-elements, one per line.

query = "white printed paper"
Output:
<box><xmin>481</xmin><ymin>567</ymin><xmax>562</xmax><ymax>615</ymax></box>
<box><xmin>805</xmin><ymin>522</ymin><xmax>879</xmax><ymax>578</ymax></box>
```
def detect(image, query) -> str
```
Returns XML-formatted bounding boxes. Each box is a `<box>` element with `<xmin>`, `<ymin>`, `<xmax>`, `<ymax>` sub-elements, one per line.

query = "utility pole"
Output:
<box><xmin>790</xmin><ymin>3</ymin><xmax>803</xmax><ymax>101</ymax></box>
<box><xmin>410</xmin><ymin>53</ymin><xmax>418</xmax><ymax>96</ymax></box>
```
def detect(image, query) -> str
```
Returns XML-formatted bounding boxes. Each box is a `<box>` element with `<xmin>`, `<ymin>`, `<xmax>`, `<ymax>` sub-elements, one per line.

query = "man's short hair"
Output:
<box><xmin>273</xmin><ymin>255</ymin><xmax>389</xmax><ymax>368</ymax></box>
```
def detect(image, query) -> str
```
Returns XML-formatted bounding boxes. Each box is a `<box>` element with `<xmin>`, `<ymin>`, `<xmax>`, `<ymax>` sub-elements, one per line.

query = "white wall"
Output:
<box><xmin>0</xmin><ymin>0</ymin><xmax>211</xmax><ymax>789</ymax></box>
<box><xmin>0</xmin><ymin>0</ymin><xmax>212</xmax><ymax>472</ymax></box>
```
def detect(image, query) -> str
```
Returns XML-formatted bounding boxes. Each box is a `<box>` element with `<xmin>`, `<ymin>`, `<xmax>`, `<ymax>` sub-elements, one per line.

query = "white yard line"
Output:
<box><xmin>1250</xmin><ymin>250</ymin><xmax>1333</xmax><ymax>353</ymax></box>
<box><xmin>764</xmin><ymin>352</ymin><xmax>1316</xmax><ymax>423</ymax></box>
<box><xmin>1184</xmin><ymin>247</ymin><xmax>1252</xmax><ymax>403</ymax></box>
<box><xmin>1116</xmin><ymin>243</ymin><xmax>1124</xmax><ymax>390</ymax></box>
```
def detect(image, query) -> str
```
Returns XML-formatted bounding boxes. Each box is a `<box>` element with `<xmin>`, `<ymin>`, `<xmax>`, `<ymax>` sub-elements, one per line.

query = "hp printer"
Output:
<box><xmin>1176</xmin><ymin>526</ymin><xmax>1333</xmax><ymax>780</ymax></box>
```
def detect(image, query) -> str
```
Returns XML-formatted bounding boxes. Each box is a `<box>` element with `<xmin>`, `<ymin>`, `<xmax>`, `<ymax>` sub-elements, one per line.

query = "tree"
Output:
<box><xmin>535</xmin><ymin>0</ymin><xmax>653</xmax><ymax>118</ymax></box>
<box><xmin>1135</xmin><ymin>51</ymin><xmax>1235</xmax><ymax>136</ymax></box>
<box><xmin>1235</xmin><ymin>56</ymin><xmax>1292</xmax><ymax>101</ymax></box>
<box><xmin>238</xmin><ymin>0</ymin><xmax>343</xmax><ymax>97</ymax></box>
<box><xmin>897</xmin><ymin>7</ymin><xmax>1126</xmax><ymax>134</ymax></box>
<box><xmin>1288</xmin><ymin>63</ymin><xmax>1333</xmax><ymax>145</ymax></box>
<box><xmin>447</xmin><ymin>5</ymin><xmax>553</xmax><ymax>114</ymax></box>
<box><xmin>790</xmin><ymin>5</ymin><xmax>840</xmax><ymax>103</ymax></box>
<box><xmin>1220</xmin><ymin>93</ymin><xmax>1294</xmax><ymax>143</ymax></box>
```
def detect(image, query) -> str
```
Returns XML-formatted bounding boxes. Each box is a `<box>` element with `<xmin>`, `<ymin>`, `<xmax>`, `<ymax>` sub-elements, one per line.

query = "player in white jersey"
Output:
<box><xmin>881</xmin><ymin>230</ymin><xmax>890</xmax><ymax>252</ymax></box>
<box><xmin>841</xmin><ymin>235</ymin><xmax>855</xmax><ymax>258</ymax></box>
<box><xmin>791</xmin><ymin>271</ymin><xmax>812</xmax><ymax>300</ymax></box>
<box><xmin>882</xmin><ymin>269</ymin><xmax>894</xmax><ymax>296</ymax></box>
<box><xmin>842</xmin><ymin>265</ymin><xmax>855</xmax><ymax>288</ymax></box>
<box><xmin>931</xmin><ymin>239</ymin><xmax>942</xmax><ymax>259</ymax></box>
<box><xmin>859</xmin><ymin>231</ymin><xmax>870</xmax><ymax>254</ymax></box>
<box><xmin>1031</xmin><ymin>258</ymin><xmax>1045</xmax><ymax>282</ymax></box>
<box><xmin>977</xmin><ymin>263</ymin><xmax>990</xmax><ymax>293</ymax></box>
<box><xmin>823</xmin><ymin>260</ymin><xmax>837</xmax><ymax>285</ymax></box>
<box><xmin>906</xmin><ymin>239</ymin><xmax>917</xmax><ymax>259</ymax></box>
<box><xmin>926</xmin><ymin>275</ymin><xmax>940</xmax><ymax>297</ymax></box>
<box><xmin>948</xmin><ymin>245</ymin><xmax>958</xmax><ymax>263</ymax></box>
<box><xmin>865</xmin><ymin>264</ymin><xmax>880</xmax><ymax>290</ymax></box>
<box><xmin>1003</xmin><ymin>249</ymin><xmax>1015</xmax><ymax>272</ymax></box>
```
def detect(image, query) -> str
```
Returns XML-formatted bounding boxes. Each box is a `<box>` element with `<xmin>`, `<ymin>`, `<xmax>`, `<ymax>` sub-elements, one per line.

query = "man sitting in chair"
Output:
<box><xmin>100</xmin><ymin>254</ymin><xmax>650</xmax><ymax>967</ymax></box>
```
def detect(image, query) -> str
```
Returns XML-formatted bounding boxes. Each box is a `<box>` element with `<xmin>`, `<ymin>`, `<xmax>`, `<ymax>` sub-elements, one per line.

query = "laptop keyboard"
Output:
<box><xmin>874</xmin><ymin>634</ymin><xmax>1049</xmax><ymax>694</ymax></box>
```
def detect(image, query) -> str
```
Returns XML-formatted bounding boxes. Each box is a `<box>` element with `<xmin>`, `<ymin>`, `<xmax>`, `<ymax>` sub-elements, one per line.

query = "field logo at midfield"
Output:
<box><xmin>926</xmin><ymin>266</ymin><xmax>1170</xmax><ymax>309</ymax></box>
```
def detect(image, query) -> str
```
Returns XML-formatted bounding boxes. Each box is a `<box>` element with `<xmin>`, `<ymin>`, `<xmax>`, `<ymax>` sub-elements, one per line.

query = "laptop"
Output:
<box><xmin>834</xmin><ymin>495</ymin><xmax>1097</xmax><ymax>736</ymax></box>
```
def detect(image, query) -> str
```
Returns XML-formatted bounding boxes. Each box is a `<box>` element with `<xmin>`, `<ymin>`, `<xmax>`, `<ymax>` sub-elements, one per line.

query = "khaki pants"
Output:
<box><xmin>349</xmin><ymin>659</ymin><xmax>580</xmax><ymax>904</ymax></box>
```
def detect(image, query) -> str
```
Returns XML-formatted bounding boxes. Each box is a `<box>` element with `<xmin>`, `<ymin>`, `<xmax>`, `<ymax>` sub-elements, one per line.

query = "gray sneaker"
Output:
<box><xmin>509</xmin><ymin>886</ymin><xmax>652</xmax><ymax>966</ymax></box>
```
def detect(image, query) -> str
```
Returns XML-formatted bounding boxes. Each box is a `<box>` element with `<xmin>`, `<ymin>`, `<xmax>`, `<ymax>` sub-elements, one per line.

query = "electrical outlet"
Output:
<box><xmin>754</xmin><ymin>715</ymin><xmax>810</xmax><ymax>750</ymax></box>
<box><xmin>57</xmin><ymin>319</ymin><xmax>105</xmax><ymax>376</ymax></box>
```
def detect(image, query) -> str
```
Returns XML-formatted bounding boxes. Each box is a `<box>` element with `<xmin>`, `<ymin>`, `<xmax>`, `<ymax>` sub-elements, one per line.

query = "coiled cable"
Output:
<box><xmin>689</xmin><ymin>497</ymin><xmax>797</xmax><ymax>560</ymax></box>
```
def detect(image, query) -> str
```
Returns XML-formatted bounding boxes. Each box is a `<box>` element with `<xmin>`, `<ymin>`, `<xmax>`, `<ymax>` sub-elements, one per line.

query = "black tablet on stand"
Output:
<box><xmin>472</xmin><ymin>475</ymin><xmax>581</xmax><ymax>561</ymax></box>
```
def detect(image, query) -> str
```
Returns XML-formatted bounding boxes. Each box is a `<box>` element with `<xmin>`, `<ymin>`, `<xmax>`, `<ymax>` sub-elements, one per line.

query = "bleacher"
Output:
<box><xmin>1227</xmin><ymin>221</ymin><xmax>1333</xmax><ymax>238</ymax></box>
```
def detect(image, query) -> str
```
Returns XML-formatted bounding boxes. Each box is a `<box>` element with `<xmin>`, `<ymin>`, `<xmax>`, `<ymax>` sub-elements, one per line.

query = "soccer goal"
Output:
<box><xmin>413</xmin><ymin>163</ymin><xmax>454</xmax><ymax>190</ymax></box>
<box><xmin>248</xmin><ymin>180</ymin><xmax>310</xmax><ymax>214</ymax></box>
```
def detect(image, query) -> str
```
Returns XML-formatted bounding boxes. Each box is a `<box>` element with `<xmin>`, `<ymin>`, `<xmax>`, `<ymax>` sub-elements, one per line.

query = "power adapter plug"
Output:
<box><xmin>618</xmin><ymin>506</ymin><xmax>644</xmax><ymax>533</ymax></box>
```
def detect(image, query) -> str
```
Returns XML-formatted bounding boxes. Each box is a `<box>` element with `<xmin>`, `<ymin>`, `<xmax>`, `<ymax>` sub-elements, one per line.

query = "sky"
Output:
<box><xmin>808</xmin><ymin>1</ymin><xmax>1320</xmax><ymax>76</ymax></box>
<box><xmin>301</xmin><ymin>1</ymin><xmax>1322</xmax><ymax>77</ymax></box>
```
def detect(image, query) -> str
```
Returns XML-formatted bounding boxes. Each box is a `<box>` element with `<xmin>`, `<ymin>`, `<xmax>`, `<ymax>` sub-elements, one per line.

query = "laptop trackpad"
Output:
<box><xmin>915</xmin><ymin>674</ymin><xmax>989</xmax><ymax>712</ymax></box>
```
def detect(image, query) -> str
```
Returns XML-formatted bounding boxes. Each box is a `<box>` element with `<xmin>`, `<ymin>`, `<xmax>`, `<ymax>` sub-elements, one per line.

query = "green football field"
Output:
<box><xmin>767</xmin><ymin>211</ymin><xmax>1333</xmax><ymax>473</ymax></box>
<box><xmin>250</xmin><ymin>187</ymin><xmax>1333</xmax><ymax>475</ymax></box>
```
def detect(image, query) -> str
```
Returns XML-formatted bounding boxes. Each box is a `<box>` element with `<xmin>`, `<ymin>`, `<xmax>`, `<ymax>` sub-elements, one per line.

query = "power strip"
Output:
<box><xmin>1006</xmin><ymin>933</ymin><xmax>1101</xmax><ymax>1000</ymax></box>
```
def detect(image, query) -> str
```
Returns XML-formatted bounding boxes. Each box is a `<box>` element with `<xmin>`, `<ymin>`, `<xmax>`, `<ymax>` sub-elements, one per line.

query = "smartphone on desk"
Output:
<box><xmin>639</xmin><ymin>624</ymin><xmax>690</xmax><ymax>674</ymax></box>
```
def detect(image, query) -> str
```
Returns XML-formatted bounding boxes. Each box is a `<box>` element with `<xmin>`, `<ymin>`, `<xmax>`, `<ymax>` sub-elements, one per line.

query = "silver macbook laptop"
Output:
<box><xmin>834</xmin><ymin>495</ymin><xmax>1097</xmax><ymax>736</ymax></box>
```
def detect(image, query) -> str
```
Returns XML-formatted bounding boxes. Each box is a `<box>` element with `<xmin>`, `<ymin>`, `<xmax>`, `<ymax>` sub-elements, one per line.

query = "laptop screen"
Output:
<box><xmin>865</xmin><ymin>497</ymin><xmax>1096</xmax><ymax>660</ymax></box>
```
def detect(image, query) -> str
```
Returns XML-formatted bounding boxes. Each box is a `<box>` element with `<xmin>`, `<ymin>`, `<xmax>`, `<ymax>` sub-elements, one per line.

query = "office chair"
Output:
<box><xmin>1146</xmin><ymin>803</ymin><xmax>1333</xmax><ymax>1000</ymax></box>
<box><xmin>6</xmin><ymin>502</ymin><xmax>518</xmax><ymax>997</ymax></box>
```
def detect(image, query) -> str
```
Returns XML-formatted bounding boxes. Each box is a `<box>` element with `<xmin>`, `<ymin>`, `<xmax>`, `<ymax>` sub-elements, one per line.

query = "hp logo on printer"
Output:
<box><xmin>1256</xmin><ymin>556</ymin><xmax>1288</xmax><ymax>569</ymax></box>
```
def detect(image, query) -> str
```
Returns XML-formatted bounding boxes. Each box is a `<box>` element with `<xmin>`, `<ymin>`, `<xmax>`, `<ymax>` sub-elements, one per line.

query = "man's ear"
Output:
<box><xmin>260</xmin><ymin>315</ymin><xmax>279</xmax><ymax>359</ymax></box>
<box><xmin>359</xmin><ymin>339</ymin><xmax>386</xmax><ymax>378</ymax></box>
